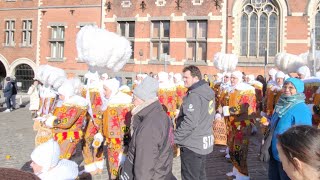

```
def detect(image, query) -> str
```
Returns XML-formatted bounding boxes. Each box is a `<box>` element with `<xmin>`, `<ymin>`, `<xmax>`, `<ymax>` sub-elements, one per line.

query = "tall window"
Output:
<box><xmin>187</xmin><ymin>20</ymin><xmax>207</xmax><ymax>62</ymax></box>
<box><xmin>151</xmin><ymin>21</ymin><xmax>170</xmax><ymax>60</ymax></box>
<box><xmin>315</xmin><ymin>6</ymin><xmax>320</xmax><ymax>50</ymax></box>
<box><xmin>5</xmin><ymin>20</ymin><xmax>15</xmax><ymax>46</ymax></box>
<box><xmin>49</xmin><ymin>26</ymin><xmax>65</xmax><ymax>59</ymax></box>
<box><xmin>240</xmin><ymin>0</ymin><xmax>279</xmax><ymax>57</ymax></box>
<box><xmin>119</xmin><ymin>21</ymin><xmax>135</xmax><ymax>59</ymax></box>
<box><xmin>22</xmin><ymin>20</ymin><xmax>32</xmax><ymax>46</ymax></box>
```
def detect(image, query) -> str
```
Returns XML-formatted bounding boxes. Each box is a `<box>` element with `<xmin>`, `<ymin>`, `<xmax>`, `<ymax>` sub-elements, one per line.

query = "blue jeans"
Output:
<box><xmin>5</xmin><ymin>96</ymin><xmax>11</xmax><ymax>109</ymax></box>
<box><xmin>268</xmin><ymin>155</ymin><xmax>290</xmax><ymax>180</ymax></box>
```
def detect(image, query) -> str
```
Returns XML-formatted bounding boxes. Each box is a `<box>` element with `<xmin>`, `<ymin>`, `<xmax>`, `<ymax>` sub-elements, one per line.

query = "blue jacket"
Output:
<box><xmin>3</xmin><ymin>82</ymin><xmax>13</xmax><ymax>98</ymax></box>
<box><xmin>270</xmin><ymin>102</ymin><xmax>312</xmax><ymax>161</ymax></box>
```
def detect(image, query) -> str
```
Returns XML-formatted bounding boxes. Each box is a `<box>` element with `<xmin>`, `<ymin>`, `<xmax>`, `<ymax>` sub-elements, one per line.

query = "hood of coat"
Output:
<box><xmin>187</xmin><ymin>80</ymin><xmax>215</xmax><ymax>101</ymax></box>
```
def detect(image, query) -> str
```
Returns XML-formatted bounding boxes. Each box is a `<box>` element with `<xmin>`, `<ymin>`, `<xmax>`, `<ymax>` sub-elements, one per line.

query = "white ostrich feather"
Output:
<box><xmin>213</xmin><ymin>52</ymin><xmax>238</xmax><ymax>72</ymax></box>
<box><xmin>76</xmin><ymin>25</ymin><xmax>132</xmax><ymax>72</ymax></box>
<box><xmin>275</xmin><ymin>53</ymin><xmax>306</xmax><ymax>73</ymax></box>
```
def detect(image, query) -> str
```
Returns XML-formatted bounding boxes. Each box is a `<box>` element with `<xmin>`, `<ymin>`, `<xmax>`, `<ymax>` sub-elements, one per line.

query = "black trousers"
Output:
<box><xmin>180</xmin><ymin>147</ymin><xmax>207</xmax><ymax>180</ymax></box>
<box><xmin>5</xmin><ymin>96</ymin><xmax>11</xmax><ymax>109</ymax></box>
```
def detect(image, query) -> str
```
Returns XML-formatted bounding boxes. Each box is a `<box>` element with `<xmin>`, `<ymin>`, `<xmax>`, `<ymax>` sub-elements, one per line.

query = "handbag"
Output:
<box><xmin>118</xmin><ymin>116</ymin><xmax>171</xmax><ymax>180</ymax></box>
<box><xmin>259</xmin><ymin>117</ymin><xmax>280</xmax><ymax>162</ymax></box>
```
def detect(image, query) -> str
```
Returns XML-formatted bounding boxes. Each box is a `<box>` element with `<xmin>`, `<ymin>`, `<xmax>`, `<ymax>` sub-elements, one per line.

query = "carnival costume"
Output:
<box><xmin>102</xmin><ymin>78</ymin><xmax>133</xmax><ymax>179</ymax></box>
<box><xmin>223</xmin><ymin>71</ymin><xmax>256</xmax><ymax>180</ymax></box>
<box><xmin>76</xmin><ymin>25</ymin><xmax>132</xmax><ymax>176</ymax></box>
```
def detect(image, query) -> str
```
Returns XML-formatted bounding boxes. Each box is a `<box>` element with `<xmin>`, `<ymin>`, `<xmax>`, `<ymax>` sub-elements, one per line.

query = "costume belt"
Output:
<box><xmin>54</xmin><ymin>131</ymin><xmax>83</xmax><ymax>142</ymax></box>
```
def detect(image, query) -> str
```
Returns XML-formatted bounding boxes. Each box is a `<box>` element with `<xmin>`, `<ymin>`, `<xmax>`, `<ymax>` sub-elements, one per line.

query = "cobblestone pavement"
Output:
<box><xmin>0</xmin><ymin>101</ymin><xmax>268</xmax><ymax>180</ymax></box>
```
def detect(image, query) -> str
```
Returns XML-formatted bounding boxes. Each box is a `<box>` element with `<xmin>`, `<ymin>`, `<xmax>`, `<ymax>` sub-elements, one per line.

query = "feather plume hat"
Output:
<box><xmin>213</xmin><ymin>52</ymin><xmax>238</xmax><ymax>72</ymax></box>
<box><xmin>275</xmin><ymin>53</ymin><xmax>306</xmax><ymax>74</ymax></box>
<box><xmin>76</xmin><ymin>25</ymin><xmax>132</xmax><ymax>73</ymax></box>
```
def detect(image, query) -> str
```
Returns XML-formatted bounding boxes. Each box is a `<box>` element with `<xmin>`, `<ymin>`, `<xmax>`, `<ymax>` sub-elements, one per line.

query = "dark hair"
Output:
<box><xmin>256</xmin><ymin>75</ymin><xmax>267</xmax><ymax>96</ymax></box>
<box><xmin>183</xmin><ymin>65</ymin><xmax>202</xmax><ymax>80</ymax></box>
<box><xmin>277</xmin><ymin>125</ymin><xmax>320</xmax><ymax>171</ymax></box>
<box><xmin>5</xmin><ymin>77</ymin><xmax>10</xmax><ymax>81</ymax></box>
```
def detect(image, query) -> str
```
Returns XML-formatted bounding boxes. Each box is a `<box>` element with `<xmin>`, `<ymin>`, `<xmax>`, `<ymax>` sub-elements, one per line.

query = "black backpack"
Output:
<box><xmin>11</xmin><ymin>82</ymin><xmax>17</xmax><ymax>95</ymax></box>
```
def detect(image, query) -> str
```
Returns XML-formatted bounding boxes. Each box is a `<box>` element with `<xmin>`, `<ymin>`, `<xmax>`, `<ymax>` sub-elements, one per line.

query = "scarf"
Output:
<box><xmin>274</xmin><ymin>93</ymin><xmax>305</xmax><ymax>118</ymax></box>
<box><xmin>130</xmin><ymin>97</ymin><xmax>159</xmax><ymax>135</ymax></box>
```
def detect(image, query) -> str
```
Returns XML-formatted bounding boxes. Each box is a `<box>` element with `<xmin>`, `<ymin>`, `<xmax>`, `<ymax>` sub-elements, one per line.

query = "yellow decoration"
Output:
<box><xmin>5</xmin><ymin>155</ymin><xmax>11</xmax><ymax>160</ymax></box>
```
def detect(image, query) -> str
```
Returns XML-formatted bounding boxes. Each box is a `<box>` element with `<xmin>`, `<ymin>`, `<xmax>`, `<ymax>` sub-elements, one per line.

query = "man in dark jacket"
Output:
<box><xmin>120</xmin><ymin>76</ymin><xmax>174</xmax><ymax>180</ymax></box>
<box><xmin>10</xmin><ymin>77</ymin><xmax>18</xmax><ymax>110</ymax></box>
<box><xmin>174</xmin><ymin>65</ymin><xmax>215</xmax><ymax>180</ymax></box>
<box><xmin>3</xmin><ymin>77</ymin><xmax>13</xmax><ymax>112</ymax></box>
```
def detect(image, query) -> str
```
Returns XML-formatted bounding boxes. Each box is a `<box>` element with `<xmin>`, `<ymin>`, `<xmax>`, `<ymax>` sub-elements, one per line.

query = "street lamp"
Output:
<box><xmin>139</xmin><ymin>49</ymin><xmax>143</xmax><ymax>74</ymax></box>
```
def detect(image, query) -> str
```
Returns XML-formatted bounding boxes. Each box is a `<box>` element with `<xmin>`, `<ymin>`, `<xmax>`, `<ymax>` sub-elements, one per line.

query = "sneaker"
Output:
<box><xmin>3</xmin><ymin>109</ymin><xmax>11</xmax><ymax>113</ymax></box>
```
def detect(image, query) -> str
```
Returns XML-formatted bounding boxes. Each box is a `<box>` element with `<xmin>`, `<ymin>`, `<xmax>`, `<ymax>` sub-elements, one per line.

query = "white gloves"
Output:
<box><xmin>222</xmin><ymin>106</ymin><xmax>230</xmax><ymax>116</ymax></box>
<box><xmin>92</xmin><ymin>133</ymin><xmax>104</xmax><ymax>148</ymax></box>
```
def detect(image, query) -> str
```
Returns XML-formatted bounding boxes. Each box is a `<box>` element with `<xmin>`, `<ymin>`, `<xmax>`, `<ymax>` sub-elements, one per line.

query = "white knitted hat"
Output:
<box><xmin>31</xmin><ymin>139</ymin><xmax>60</xmax><ymax>173</ymax></box>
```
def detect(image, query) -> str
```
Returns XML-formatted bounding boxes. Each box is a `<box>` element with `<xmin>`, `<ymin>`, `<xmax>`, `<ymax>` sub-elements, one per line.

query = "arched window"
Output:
<box><xmin>14</xmin><ymin>64</ymin><xmax>34</xmax><ymax>92</ymax></box>
<box><xmin>315</xmin><ymin>6</ymin><xmax>320</xmax><ymax>50</ymax></box>
<box><xmin>240</xmin><ymin>0</ymin><xmax>279</xmax><ymax>57</ymax></box>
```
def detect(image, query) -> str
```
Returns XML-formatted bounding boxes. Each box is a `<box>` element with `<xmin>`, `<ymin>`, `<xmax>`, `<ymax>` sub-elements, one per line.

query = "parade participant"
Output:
<box><xmin>223</xmin><ymin>71</ymin><xmax>256</xmax><ymax>180</ymax></box>
<box><xmin>33</xmin><ymin>66</ymin><xmax>67</xmax><ymax>145</ymax></box>
<box><xmin>81</xmin><ymin>71</ymin><xmax>106</xmax><ymax>175</ymax></box>
<box><xmin>268</xmin><ymin>78</ymin><xmax>312</xmax><ymax>180</ymax></box>
<box><xmin>30</xmin><ymin>139</ymin><xmax>78</xmax><ymax>180</ymax></box>
<box><xmin>158</xmin><ymin>71</ymin><xmax>177</xmax><ymax>118</ymax></box>
<box><xmin>263</xmin><ymin>71</ymin><xmax>285</xmax><ymax>118</ymax></box>
<box><xmin>268</xmin><ymin>68</ymin><xmax>278</xmax><ymax>84</ymax></box>
<box><xmin>297</xmin><ymin>66</ymin><xmax>311</xmax><ymax>80</ymax></box>
<box><xmin>214</xmin><ymin>73</ymin><xmax>223</xmax><ymax>84</ymax></box>
<box><xmin>277</xmin><ymin>125</ymin><xmax>320</xmax><ymax>180</ymax></box>
<box><xmin>174</xmin><ymin>73</ymin><xmax>187</xmax><ymax>109</ymax></box>
<box><xmin>132</xmin><ymin>74</ymin><xmax>143</xmax><ymax>90</ymax></box>
<box><xmin>101</xmin><ymin>73</ymin><xmax>109</xmax><ymax>81</ymax></box>
<box><xmin>28</xmin><ymin>79</ymin><xmax>41</xmax><ymax>118</ymax></box>
<box><xmin>120</xmin><ymin>76</ymin><xmax>174</xmax><ymax>180</ymax></box>
<box><xmin>212</xmin><ymin>52</ymin><xmax>238</xmax><ymax>154</ymax></box>
<box><xmin>203</xmin><ymin>73</ymin><xmax>213</xmax><ymax>87</ymax></box>
<box><xmin>245</xmin><ymin>74</ymin><xmax>255</xmax><ymax>84</ymax></box>
<box><xmin>119</xmin><ymin>84</ymin><xmax>132</xmax><ymax>96</ymax></box>
<box><xmin>256</xmin><ymin>75</ymin><xmax>267</xmax><ymax>96</ymax></box>
<box><xmin>44</xmin><ymin>78</ymin><xmax>88</xmax><ymax>159</ymax></box>
<box><xmin>101</xmin><ymin>78</ymin><xmax>133</xmax><ymax>179</ymax></box>
<box><xmin>36</xmin><ymin>65</ymin><xmax>66</xmax><ymax>117</ymax></box>
<box><xmin>76</xmin><ymin>25</ymin><xmax>132</xmax><ymax>175</ymax></box>
<box><xmin>220</xmin><ymin>72</ymin><xmax>231</xmax><ymax>90</ymax></box>
<box><xmin>175</xmin><ymin>65</ymin><xmax>214</xmax><ymax>180</ymax></box>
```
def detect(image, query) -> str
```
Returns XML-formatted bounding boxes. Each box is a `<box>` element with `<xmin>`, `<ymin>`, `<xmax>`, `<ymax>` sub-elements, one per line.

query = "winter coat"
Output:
<box><xmin>270</xmin><ymin>102</ymin><xmax>312</xmax><ymax>161</ymax></box>
<box><xmin>127</xmin><ymin>99</ymin><xmax>174</xmax><ymax>180</ymax></box>
<box><xmin>174</xmin><ymin>80</ymin><xmax>215</xmax><ymax>155</ymax></box>
<box><xmin>11</xmin><ymin>81</ymin><xmax>18</xmax><ymax>95</ymax></box>
<box><xmin>3</xmin><ymin>81</ymin><xmax>13</xmax><ymax>98</ymax></box>
<box><xmin>28</xmin><ymin>85</ymin><xmax>40</xmax><ymax>111</ymax></box>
